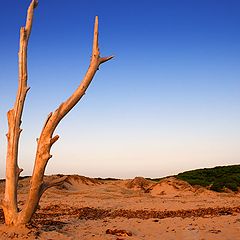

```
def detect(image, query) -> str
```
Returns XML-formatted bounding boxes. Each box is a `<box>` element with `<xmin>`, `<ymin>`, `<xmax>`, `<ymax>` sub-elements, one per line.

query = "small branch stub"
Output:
<box><xmin>50</xmin><ymin>135</ymin><xmax>59</xmax><ymax>146</ymax></box>
<box><xmin>99</xmin><ymin>56</ymin><xmax>114</xmax><ymax>65</ymax></box>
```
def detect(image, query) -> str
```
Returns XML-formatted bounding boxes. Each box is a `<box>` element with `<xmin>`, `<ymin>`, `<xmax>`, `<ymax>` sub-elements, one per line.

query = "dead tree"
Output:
<box><xmin>0</xmin><ymin>0</ymin><xmax>113</xmax><ymax>226</ymax></box>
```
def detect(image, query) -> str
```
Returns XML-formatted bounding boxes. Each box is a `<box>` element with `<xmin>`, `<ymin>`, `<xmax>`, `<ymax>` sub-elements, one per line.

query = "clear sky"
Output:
<box><xmin>0</xmin><ymin>0</ymin><xmax>239</xmax><ymax>179</ymax></box>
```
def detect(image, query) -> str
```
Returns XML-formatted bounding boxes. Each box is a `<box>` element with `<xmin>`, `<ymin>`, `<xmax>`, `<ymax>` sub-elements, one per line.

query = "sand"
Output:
<box><xmin>0</xmin><ymin>175</ymin><xmax>240</xmax><ymax>239</ymax></box>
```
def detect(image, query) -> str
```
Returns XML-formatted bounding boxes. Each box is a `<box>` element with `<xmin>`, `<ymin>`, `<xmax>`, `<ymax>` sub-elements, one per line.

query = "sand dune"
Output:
<box><xmin>0</xmin><ymin>175</ymin><xmax>240</xmax><ymax>239</ymax></box>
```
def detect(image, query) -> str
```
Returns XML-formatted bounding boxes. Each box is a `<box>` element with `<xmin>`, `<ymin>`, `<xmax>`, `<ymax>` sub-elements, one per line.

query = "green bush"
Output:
<box><xmin>176</xmin><ymin>165</ymin><xmax>240</xmax><ymax>192</ymax></box>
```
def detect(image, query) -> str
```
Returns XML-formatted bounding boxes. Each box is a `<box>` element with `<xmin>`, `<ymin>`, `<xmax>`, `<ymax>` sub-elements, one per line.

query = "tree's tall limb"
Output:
<box><xmin>17</xmin><ymin>16</ymin><xmax>113</xmax><ymax>225</ymax></box>
<box><xmin>1</xmin><ymin>0</ymin><xmax>38</xmax><ymax>225</ymax></box>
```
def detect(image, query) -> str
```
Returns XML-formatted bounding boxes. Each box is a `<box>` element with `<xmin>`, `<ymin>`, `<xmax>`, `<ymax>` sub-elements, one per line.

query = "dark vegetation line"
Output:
<box><xmin>1</xmin><ymin>205</ymin><xmax>239</xmax><ymax>225</ymax></box>
<box><xmin>13</xmin><ymin>205</ymin><xmax>240</xmax><ymax>224</ymax></box>
<box><xmin>1</xmin><ymin>206</ymin><xmax>239</xmax><ymax>233</ymax></box>
<box><xmin>73</xmin><ymin>206</ymin><xmax>240</xmax><ymax>220</ymax></box>
<box><xmin>1</xmin><ymin>205</ymin><xmax>240</xmax><ymax>232</ymax></box>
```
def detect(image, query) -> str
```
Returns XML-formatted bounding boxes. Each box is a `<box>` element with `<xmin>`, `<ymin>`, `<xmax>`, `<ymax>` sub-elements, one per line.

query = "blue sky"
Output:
<box><xmin>0</xmin><ymin>0</ymin><xmax>239</xmax><ymax>178</ymax></box>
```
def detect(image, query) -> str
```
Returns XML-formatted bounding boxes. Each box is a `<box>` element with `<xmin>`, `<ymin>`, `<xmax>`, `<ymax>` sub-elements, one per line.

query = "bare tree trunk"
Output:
<box><xmin>0</xmin><ymin>0</ymin><xmax>38</xmax><ymax>225</ymax></box>
<box><xmin>1</xmin><ymin>0</ymin><xmax>112</xmax><ymax>226</ymax></box>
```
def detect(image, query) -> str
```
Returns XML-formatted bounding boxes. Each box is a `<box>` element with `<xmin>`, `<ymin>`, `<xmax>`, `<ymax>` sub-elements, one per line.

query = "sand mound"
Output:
<box><xmin>148</xmin><ymin>177</ymin><xmax>196</xmax><ymax>196</ymax></box>
<box><xmin>65</xmin><ymin>175</ymin><xmax>100</xmax><ymax>185</ymax></box>
<box><xmin>1</xmin><ymin>175</ymin><xmax>101</xmax><ymax>194</ymax></box>
<box><xmin>193</xmin><ymin>186</ymin><xmax>222</xmax><ymax>197</ymax></box>
<box><xmin>126</xmin><ymin>177</ymin><xmax>153</xmax><ymax>191</ymax></box>
<box><xmin>57</xmin><ymin>175</ymin><xmax>101</xmax><ymax>191</ymax></box>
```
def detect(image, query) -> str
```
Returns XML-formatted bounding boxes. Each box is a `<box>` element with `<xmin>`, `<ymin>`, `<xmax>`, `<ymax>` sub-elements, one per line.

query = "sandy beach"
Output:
<box><xmin>0</xmin><ymin>175</ymin><xmax>240</xmax><ymax>239</ymax></box>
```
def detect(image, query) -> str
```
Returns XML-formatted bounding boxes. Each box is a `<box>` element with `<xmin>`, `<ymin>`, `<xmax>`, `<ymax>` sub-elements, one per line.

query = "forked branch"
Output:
<box><xmin>17</xmin><ymin>15</ymin><xmax>113</xmax><ymax>225</ymax></box>
<box><xmin>2</xmin><ymin>1</ymin><xmax>112</xmax><ymax>226</ymax></box>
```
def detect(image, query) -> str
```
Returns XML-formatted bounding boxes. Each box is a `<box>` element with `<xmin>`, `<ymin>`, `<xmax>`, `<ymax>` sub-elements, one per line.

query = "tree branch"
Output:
<box><xmin>17</xmin><ymin>15</ymin><xmax>113</xmax><ymax>225</ymax></box>
<box><xmin>40</xmin><ymin>176</ymin><xmax>68</xmax><ymax>195</ymax></box>
<box><xmin>99</xmin><ymin>56</ymin><xmax>114</xmax><ymax>65</ymax></box>
<box><xmin>3</xmin><ymin>0</ymin><xmax>37</xmax><ymax>225</ymax></box>
<box><xmin>25</xmin><ymin>0</ymin><xmax>38</xmax><ymax>41</ymax></box>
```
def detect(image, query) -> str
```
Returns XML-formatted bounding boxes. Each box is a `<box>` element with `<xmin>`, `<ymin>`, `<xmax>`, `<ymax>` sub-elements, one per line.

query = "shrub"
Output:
<box><xmin>176</xmin><ymin>165</ymin><xmax>240</xmax><ymax>192</ymax></box>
